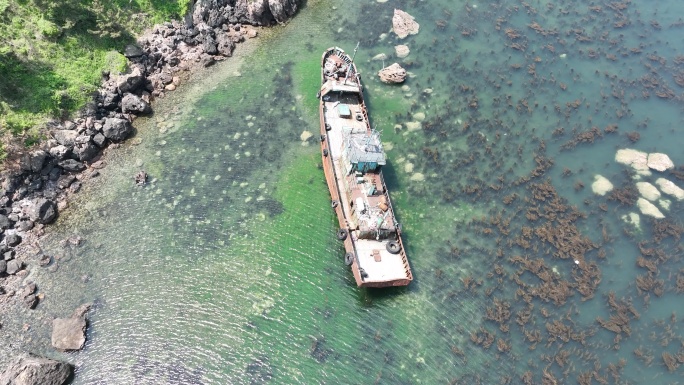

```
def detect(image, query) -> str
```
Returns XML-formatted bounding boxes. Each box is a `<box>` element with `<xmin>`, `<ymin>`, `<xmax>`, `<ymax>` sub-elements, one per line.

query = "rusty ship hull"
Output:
<box><xmin>318</xmin><ymin>47</ymin><xmax>413</xmax><ymax>288</ymax></box>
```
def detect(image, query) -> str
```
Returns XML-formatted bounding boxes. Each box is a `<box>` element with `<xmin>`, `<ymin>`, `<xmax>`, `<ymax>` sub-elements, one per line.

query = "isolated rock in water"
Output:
<box><xmin>660</xmin><ymin>199</ymin><xmax>671</xmax><ymax>211</ymax></box>
<box><xmin>405</xmin><ymin>121</ymin><xmax>421</xmax><ymax>132</ymax></box>
<box><xmin>392</xmin><ymin>9</ymin><xmax>420</xmax><ymax>39</ymax></box>
<box><xmin>412</xmin><ymin>112</ymin><xmax>426</xmax><ymax>122</ymax></box>
<box><xmin>621</xmin><ymin>212</ymin><xmax>640</xmax><ymax>230</ymax></box>
<box><xmin>378</xmin><ymin>63</ymin><xmax>407</xmax><ymax>83</ymax></box>
<box><xmin>655</xmin><ymin>178</ymin><xmax>684</xmax><ymax>200</ymax></box>
<box><xmin>0</xmin><ymin>354</ymin><xmax>72</xmax><ymax>385</ymax></box>
<box><xmin>121</xmin><ymin>93</ymin><xmax>151</xmax><ymax>115</ymax></box>
<box><xmin>635</xmin><ymin>182</ymin><xmax>661</xmax><ymax>201</ymax></box>
<box><xmin>52</xmin><ymin>317</ymin><xmax>87</xmax><ymax>351</ymax></box>
<box><xmin>637</xmin><ymin>198</ymin><xmax>665</xmax><ymax>219</ymax></box>
<box><xmin>300</xmin><ymin>130</ymin><xmax>312</xmax><ymax>142</ymax></box>
<box><xmin>647</xmin><ymin>152</ymin><xmax>674</xmax><ymax>172</ymax></box>
<box><xmin>26</xmin><ymin>198</ymin><xmax>57</xmax><ymax>224</ymax></box>
<box><xmin>395</xmin><ymin>44</ymin><xmax>410</xmax><ymax>58</ymax></box>
<box><xmin>615</xmin><ymin>148</ymin><xmax>648</xmax><ymax>171</ymax></box>
<box><xmin>102</xmin><ymin>118</ymin><xmax>133</xmax><ymax>142</ymax></box>
<box><xmin>591</xmin><ymin>175</ymin><xmax>613</xmax><ymax>196</ymax></box>
<box><xmin>371</xmin><ymin>53</ymin><xmax>388</xmax><ymax>61</ymax></box>
<box><xmin>410</xmin><ymin>172</ymin><xmax>425</xmax><ymax>182</ymax></box>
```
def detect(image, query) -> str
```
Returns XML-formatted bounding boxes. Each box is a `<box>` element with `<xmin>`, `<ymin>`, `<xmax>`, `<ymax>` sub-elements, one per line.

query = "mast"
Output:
<box><xmin>343</xmin><ymin>42</ymin><xmax>360</xmax><ymax>85</ymax></box>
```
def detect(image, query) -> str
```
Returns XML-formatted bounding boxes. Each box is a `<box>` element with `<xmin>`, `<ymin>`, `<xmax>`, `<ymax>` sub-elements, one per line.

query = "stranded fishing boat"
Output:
<box><xmin>318</xmin><ymin>46</ymin><xmax>413</xmax><ymax>288</ymax></box>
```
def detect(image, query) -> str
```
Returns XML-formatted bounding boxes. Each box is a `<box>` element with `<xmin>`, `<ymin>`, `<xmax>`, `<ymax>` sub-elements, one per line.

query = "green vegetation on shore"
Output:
<box><xmin>0</xmin><ymin>0</ymin><xmax>191</xmax><ymax>160</ymax></box>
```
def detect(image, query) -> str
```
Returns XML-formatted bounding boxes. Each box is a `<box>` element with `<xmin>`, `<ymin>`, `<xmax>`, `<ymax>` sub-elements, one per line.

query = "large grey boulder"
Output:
<box><xmin>102</xmin><ymin>118</ymin><xmax>133</xmax><ymax>142</ymax></box>
<box><xmin>26</xmin><ymin>198</ymin><xmax>57</xmax><ymax>224</ymax></box>
<box><xmin>19</xmin><ymin>151</ymin><xmax>47</xmax><ymax>173</ymax></box>
<box><xmin>216</xmin><ymin>34</ymin><xmax>235</xmax><ymax>56</ymax></box>
<box><xmin>57</xmin><ymin>159</ymin><xmax>85</xmax><ymax>172</ymax></box>
<box><xmin>0</xmin><ymin>354</ymin><xmax>72</xmax><ymax>385</ymax></box>
<box><xmin>52</xmin><ymin>130</ymin><xmax>79</xmax><ymax>147</ymax></box>
<box><xmin>121</xmin><ymin>93</ymin><xmax>151</xmax><ymax>115</ymax></box>
<box><xmin>73</xmin><ymin>141</ymin><xmax>99</xmax><ymax>162</ymax></box>
<box><xmin>51</xmin><ymin>317</ymin><xmax>86</xmax><ymax>351</ymax></box>
<box><xmin>235</xmin><ymin>0</ymin><xmax>271</xmax><ymax>25</ymax></box>
<box><xmin>48</xmin><ymin>145</ymin><xmax>70</xmax><ymax>160</ymax></box>
<box><xmin>202</xmin><ymin>34</ymin><xmax>218</xmax><ymax>55</ymax></box>
<box><xmin>116</xmin><ymin>67</ymin><xmax>145</xmax><ymax>94</ymax></box>
<box><xmin>192</xmin><ymin>0</ymin><xmax>233</xmax><ymax>28</ymax></box>
<box><xmin>5</xmin><ymin>233</ymin><xmax>21</xmax><ymax>247</ymax></box>
<box><xmin>100</xmin><ymin>89</ymin><xmax>120</xmax><ymax>110</ymax></box>
<box><xmin>51</xmin><ymin>304</ymin><xmax>91</xmax><ymax>351</ymax></box>
<box><xmin>5</xmin><ymin>260</ymin><xmax>22</xmax><ymax>275</ymax></box>
<box><xmin>0</xmin><ymin>214</ymin><xmax>11</xmax><ymax>230</ymax></box>
<box><xmin>268</xmin><ymin>0</ymin><xmax>298</xmax><ymax>23</ymax></box>
<box><xmin>123</xmin><ymin>44</ymin><xmax>144</xmax><ymax>58</ymax></box>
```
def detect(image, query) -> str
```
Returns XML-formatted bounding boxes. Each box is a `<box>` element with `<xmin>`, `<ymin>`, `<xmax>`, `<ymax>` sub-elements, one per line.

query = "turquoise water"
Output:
<box><xmin>2</xmin><ymin>0</ymin><xmax>684</xmax><ymax>383</ymax></box>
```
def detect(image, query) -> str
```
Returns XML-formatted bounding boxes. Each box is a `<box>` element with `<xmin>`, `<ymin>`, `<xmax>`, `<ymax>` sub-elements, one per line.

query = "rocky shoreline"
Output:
<box><xmin>0</xmin><ymin>0</ymin><xmax>299</xmax><ymax>382</ymax></box>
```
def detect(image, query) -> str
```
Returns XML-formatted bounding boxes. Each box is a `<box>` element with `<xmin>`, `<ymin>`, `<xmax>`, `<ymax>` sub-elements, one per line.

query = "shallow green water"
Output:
<box><xmin>3</xmin><ymin>0</ymin><xmax>684</xmax><ymax>383</ymax></box>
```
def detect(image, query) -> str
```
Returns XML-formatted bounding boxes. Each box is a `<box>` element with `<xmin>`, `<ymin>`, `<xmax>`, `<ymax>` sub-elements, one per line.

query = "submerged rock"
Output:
<box><xmin>392</xmin><ymin>9</ymin><xmax>420</xmax><ymax>39</ymax></box>
<box><xmin>591</xmin><ymin>175</ymin><xmax>613</xmax><ymax>196</ymax></box>
<box><xmin>378</xmin><ymin>63</ymin><xmax>407</xmax><ymax>83</ymax></box>
<box><xmin>621</xmin><ymin>212</ymin><xmax>640</xmax><ymax>230</ymax></box>
<box><xmin>615</xmin><ymin>148</ymin><xmax>648</xmax><ymax>171</ymax></box>
<box><xmin>371</xmin><ymin>53</ymin><xmax>388</xmax><ymax>61</ymax></box>
<box><xmin>646</xmin><ymin>152</ymin><xmax>674</xmax><ymax>172</ymax></box>
<box><xmin>395</xmin><ymin>44</ymin><xmax>410</xmax><ymax>58</ymax></box>
<box><xmin>300</xmin><ymin>130</ymin><xmax>313</xmax><ymax>142</ymax></box>
<box><xmin>637</xmin><ymin>198</ymin><xmax>665</xmax><ymax>219</ymax></box>
<box><xmin>0</xmin><ymin>354</ymin><xmax>72</xmax><ymax>385</ymax></box>
<box><xmin>635</xmin><ymin>182</ymin><xmax>660</xmax><ymax>201</ymax></box>
<box><xmin>655</xmin><ymin>178</ymin><xmax>684</xmax><ymax>200</ymax></box>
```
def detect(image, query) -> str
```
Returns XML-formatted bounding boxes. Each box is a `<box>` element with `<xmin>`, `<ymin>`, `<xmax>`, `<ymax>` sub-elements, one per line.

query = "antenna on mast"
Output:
<box><xmin>343</xmin><ymin>42</ymin><xmax>360</xmax><ymax>85</ymax></box>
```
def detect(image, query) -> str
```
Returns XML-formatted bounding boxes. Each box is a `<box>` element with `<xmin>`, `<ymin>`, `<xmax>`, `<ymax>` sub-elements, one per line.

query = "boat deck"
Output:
<box><xmin>322</xmin><ymin>92</ymin><xmax>410</xmax><ymax>284</ymax></box>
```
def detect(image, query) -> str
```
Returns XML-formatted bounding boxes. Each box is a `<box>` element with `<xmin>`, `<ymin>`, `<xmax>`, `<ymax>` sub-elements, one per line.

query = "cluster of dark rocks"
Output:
<box><xmin>0</xmin><ymin>0</ymin><xmax>300</xmax><ymax>273</ymax></box>
<box><xmin>1</xmin><ymin>1</ymin><xmax>300</xmax><ymax>382</ymax></box>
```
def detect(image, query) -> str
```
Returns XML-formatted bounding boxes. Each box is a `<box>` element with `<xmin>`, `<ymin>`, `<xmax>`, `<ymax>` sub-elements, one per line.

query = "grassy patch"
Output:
<box><xmin>0</xmin><ymin>0</ymin><xmax>191</xmax><ymax>157</ymax></box>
